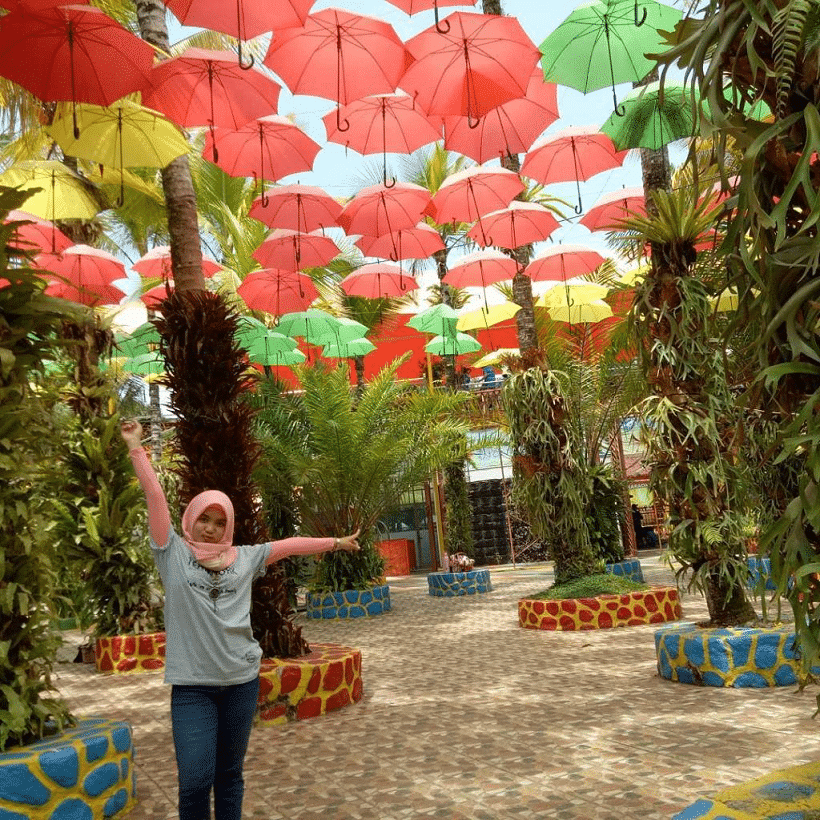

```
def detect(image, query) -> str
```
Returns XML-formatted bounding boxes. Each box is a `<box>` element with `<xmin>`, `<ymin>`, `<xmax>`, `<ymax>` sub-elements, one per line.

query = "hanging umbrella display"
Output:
<box><xmin>322</xmin><ymin>337</ymin><xmax>377</xmax><ymax>358</ymax></box>
<box><xmin>236</xmin><ymin>315</ymin><xmax>287</xmax><ymax>349</ymax></box>
<box><xmin>407</xmin><ymin>302</ymin><xmax>459</xmax><ymax>337</ymax></box>
<box><xmin>579</xmin><ymin>187</ymin><xmax>646</xmax><ymax>232</ymax></box>
<box><xmin>5</xmin><ymin>210</ymin><xmax>73</xmax><ymax>255</ymax></box>
<box><xmin>39</xmin><ymin>244</ymin><xmax>127</xmax><ymax>308</ymax></box>
<box><xmin>425</xmin><ymin>331</ymin><xmax>481</xmax><ymax>356</ymax></box>
<box><xmin>249</xmin><ymin>184</ymin><xmax>342</xmax><ymax>232</ymax></box>
<box><xmin>204</xmin><ymin>115</ymin><xmax>321</xmax><ymax>194</ymax></box>
<box><xmin>430</xmin><ymin>165</ymin><xmax>525</xmax><ymax>225</ymax></box>
<box><xmin>0</xmin><ymin>5</ymin><xmax>155</xmax><ymax>136</ymax></box>
<box><xmin>246</xmin><ymin>343</ymin><xmax>306</xmax><ymax>367</ymax></box>
<box><xmin>141</xmin><ymin>280</ymin><xmax>174</xmax><ymax>308</ymax></box>
<box><xmin>339</xmin><ymin>262</ymin><xmax>419</xmax><ymax>298</ymax></box>
<box><xmin>538</xmin><ymin>0</ymin><xmax>683</xmax><ymax>114</ymax></box>
<box><xmin>338</xmin><ymin>182</ymin><xmax>432</xmax><ymax>237</ymax></box>
<box><xmin>542</xmin><ymin>300</ymin><xmax>614</xmax><ymax>324</ymax></box>
<box><xmin>442</xmin><ymin>68</ymin><xmax>560</xmax><ymax>164</ymax></box>
<box><xmin>400</xmin><ymin>12</ymin><xmax>540</xmax><ymax>125</ymax></box>
<box><xmin>121</xmin><ymin>352</ymin><xmax>165</xmax><ymax>382</ymax></box>
<box><xmin>443</xmin><ymin>249</ymin><xmax>517</xmax><ymax>290</ymax></box>
<box><xmin>473</xmin><ymin>347</ymin><xmax>519</xmax><ymax>368</ymax></box>
<box><xmin>115</xmin><ymin>321</ymin><xmax>161</xmax><ymax>358</ymax></box>
<box><xmin>525</xmin><ymin>244</ymin><xmax>608</xmax><ymax>282</ymax></box>
<box><xmin>46</xmin><ymin>100</ymin><xmax>190</xmax><ymax>205</ymax></box>
<box><xmin>355</xmin><ymin>223</ymin><xmax>445</xmax><ymax>261</ymax></box>
<box><xmin>383</xmin><ymin>0</ymin><xmax>478</xmax><ymax>28</ymax></box>
<box><xmin>456</xmin><ymin>300</ymin><xmax>521</xmax><ymax>331</ymax></box>
<box><xmin>164</xmin><ymin>0</ymin><xmax>312</xmax><ymax>68</ymax></box>
<box><xmin>252</xmin><ymin>229</ymin><xmax>340</xmax><ymax>272</ymax></box>
<box><xmin>276</xmin><ymin>309</ymin><xmax>344</xmax><ymax>343</ymax></box>
<box><xmin>467</xmin><ymin>201</ymin><xmax>560</xmax><ymax>250</ymax></box>
<box><xmin>538</xmin><ymin>280</ymin><xmax>611</xmax><ymax>307</ymax></box>
<box><xmin>243</xmin><ymin>331</ymin><xmax>299</xmax><ymax>356</ymax></box>
<box><xmin>323</xmin><ymin>93</ymin><xmax>441</xmax><ymax>186</ymax></box>
<box><xmin>600</xmin><ymin>81</ymin><xmax>705</xmax><ymax>151</ymax></box>
<box><xmin>237</xmin><ymin>269</ymin><xmax>319</xmax><ymax>315</ymax></box>
<box><xmin>264</xmin><ymin>8</ymin><xmax>409</xmax><ymax>129</ymax></box>
<box><xmin>133</xmin><ymin>246</ymin><xmax>223</xmax><ymax>280</ymax></box>
<box><xmin>142</xmin><ymin>48</ymin><xmax>282</xmax><ymax>161</ymax></box>
<box><xmin>45</xmin><ymin>278</ymin><xmax>125</xmax><ymax>307</ymax></box>
<box><xmin>0</xmin><ymin>161</ymin><xmax>99</xmax><ymax>221</ymax></box>
<box><xmin>521</xmin><ymin>126</ymin><xmax>628</xmax><ymax>212</ymax></box>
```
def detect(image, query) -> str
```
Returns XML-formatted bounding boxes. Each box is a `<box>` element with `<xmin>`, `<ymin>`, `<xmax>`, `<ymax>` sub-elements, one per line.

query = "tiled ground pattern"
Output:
<box><xmin>51</xmin><ymin>556</ymin><xmax>820</xmax><ymax>820</ymax></box>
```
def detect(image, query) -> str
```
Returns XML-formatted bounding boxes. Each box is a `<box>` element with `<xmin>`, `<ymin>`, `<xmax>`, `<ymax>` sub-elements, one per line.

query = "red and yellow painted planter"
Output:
<box><xmin>257</xmin><ymin>642</ymin><xmax>363</xmax><ymax>726</ymax></box>
<box><xmin>95</xmin><ymin>632</ymin><xmax>166</xmax><ymax>674</ymax></box>
<box><xmin>518</xmin><ymin>587</ymin><xmax>682</xmax><ymax>631</ymax></box>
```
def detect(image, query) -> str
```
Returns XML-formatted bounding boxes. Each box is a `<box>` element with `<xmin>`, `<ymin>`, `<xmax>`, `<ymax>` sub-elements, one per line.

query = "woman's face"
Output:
<box><xmin>192</xmin><ymin>505</ymin><xmax>228</xmax><ymax>543</ymax></box>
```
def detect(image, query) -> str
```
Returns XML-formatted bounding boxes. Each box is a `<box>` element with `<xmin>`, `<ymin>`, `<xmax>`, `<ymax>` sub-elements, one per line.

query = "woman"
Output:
<box><xmin>120</xmin><ymin>419</ymin><xmax>359</xmax><ymax>820</ymax></box>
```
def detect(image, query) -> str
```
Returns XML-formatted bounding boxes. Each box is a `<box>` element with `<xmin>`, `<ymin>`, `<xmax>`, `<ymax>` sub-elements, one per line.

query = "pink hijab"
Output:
<box><xmin>181</xmin><ymin>490</ymin><xmax>237</xmax><ymax>570</ymax></box>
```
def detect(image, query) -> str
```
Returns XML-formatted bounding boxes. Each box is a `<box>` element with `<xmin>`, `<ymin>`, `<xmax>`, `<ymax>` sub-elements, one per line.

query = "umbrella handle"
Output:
<box><xmin>634</xmin><ymin>1</ymin><xmax>647</xmax><ymax>26</ymax></box>
<box><xmin>574</xmin><ymin>178</ymin><xmax>583</xmax><ymax>214</ymax></box>
<box><xmin>434</xmin><ymin>2</ymin><xmax>450</xmax><ymax>34</ymax></box>
<box><xmin>252</xmin><ymin>173</ymin><xmax>269</xmax><ymax>207</ymax></box>
<box><xmin>335</xmin><ymin>107</ymin><xmax>350</xmax><ymax>133</ymax></box>
<box><xmin>467</xmin><ymin>113</ymin><xmax>481</xmax><ymax>130</ymax></box>
<box><xmin>237</xmin><ymin>41</ymin><xmax>255</xmax><ymax>70</ymax></box>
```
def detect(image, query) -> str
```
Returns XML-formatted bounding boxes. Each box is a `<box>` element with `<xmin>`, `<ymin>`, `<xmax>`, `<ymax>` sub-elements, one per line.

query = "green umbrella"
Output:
<box><xmin>114</xmin><ymin>321</ymin><xmax>160</xmax><ymax>358</ymax></box>
<box><xmin>247</xmin><ymin>346</ymin><xmax>307</xmax><ymax>367</ymax></box>
<box><xmin>276</xmin><ymin>309</ymin><xmax>343</xmax><ymax>344</ymax></box>
<box><xmin>121</xmin><ymin>352</ymin><xmax>165</xmax><ymax>380</ymax></box>
<box><xmin>245</xmin><ymin>333</ymin><xmax>298</xmax><ymax>365</ymax></box>
<box><xmin>316</xmin><ymin>316</ymin><xmax>369</xmax><ymax>346</ymax></box>
<box><xmin>425</xmin><ymin>332</ymin><xmax>482</xmax><ymax>356</ymax></box>
<box><xmin>539</xmin><ymin>0</ymin><xmax>683</xmax><ymax>113</ymax></box>
<box><xmin>407</xmin><ymin>304</ymin><xmax>459</xmax><ymax>337</ymax></box>
<box><xmin>235</xmin><ymin>316</ymin><xmax>272</xmax><ymax>349</ymax></box>
<box><xmin>322</xmin><ymin>337</ymin><xmax>376</xmax><ymax>358</ymax></box>
<box><xmin>600</xmin><ymin>81</ymin><xmax>705</xmax><ymax>151</ymax></box>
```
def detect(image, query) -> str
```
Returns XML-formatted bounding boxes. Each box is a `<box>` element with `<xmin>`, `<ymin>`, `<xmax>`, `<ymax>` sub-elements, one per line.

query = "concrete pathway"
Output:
<box><xmin>53</xmin><ymin>556</ymin><xmax>820</xmax><ymax>820</ymax></box>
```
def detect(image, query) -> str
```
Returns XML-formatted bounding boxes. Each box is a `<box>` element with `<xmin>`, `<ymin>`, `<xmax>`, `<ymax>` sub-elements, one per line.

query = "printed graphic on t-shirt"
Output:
<box><xmin>185</xmin><ymin>553</ymin><xmax>238</xmax><ymax>607</ymax></box>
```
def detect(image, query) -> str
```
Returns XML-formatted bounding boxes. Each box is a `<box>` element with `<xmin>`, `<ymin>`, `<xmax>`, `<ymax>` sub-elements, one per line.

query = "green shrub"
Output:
<box><xmin>531</xmin><ymin>573</ymin><xmax>648</xmax><ymax>601</ymax></box>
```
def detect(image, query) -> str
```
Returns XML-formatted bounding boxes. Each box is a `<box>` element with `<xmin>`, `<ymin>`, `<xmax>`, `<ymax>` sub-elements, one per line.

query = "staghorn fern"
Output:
<box><xmin>773</xmin><ymin>0</ymin><xmax>814</xmax><ymax>120</ymax></box>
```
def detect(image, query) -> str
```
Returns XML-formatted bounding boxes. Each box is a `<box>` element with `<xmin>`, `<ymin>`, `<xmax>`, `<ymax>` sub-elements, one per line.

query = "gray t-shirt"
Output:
<box><xmin>151</xmin><ymin>530</ymin><xmax>269</xmax><ymax>686</ymax></box>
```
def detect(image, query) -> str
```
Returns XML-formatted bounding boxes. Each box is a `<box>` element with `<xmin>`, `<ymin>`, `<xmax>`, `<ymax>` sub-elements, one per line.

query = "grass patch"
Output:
<box><xmin>529</xmin><ymin>573</ymin><xmax>649</xmax><ymax>601</ymax></box>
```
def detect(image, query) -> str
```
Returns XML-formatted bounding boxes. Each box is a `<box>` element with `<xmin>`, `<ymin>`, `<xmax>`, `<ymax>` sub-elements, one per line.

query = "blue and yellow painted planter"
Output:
<box><xmin>746</xmin><ymin>556</ymin><xmax>777</xmax><ymax>592</ymax></box>
<box><xmin>306</xmin><ymin>584</ymin><xmax>391</xmax><ymax>619</ymax></box>
<box><xmin>655</xmin><ymin>622</ymin><xmax>820</xmax><ymax>687</ymax></box>
<box><xmin>0</xmin><ymin>717</ymin><xmax>135</xmax><ymax>820</ymax></box>
<box><xmin>605</xmin><ymin>559</ymin><xmax>645</xmax><ymax>583</ymax></box>
<box><xmin>673</xmin><ymin>760</ymin><xmax>820</xmax><ymax>819</ymax></box>
<box><xmin>427</xmin><ymin>569</ymin><xmax>492</xmax><ymax>597</ymax></box>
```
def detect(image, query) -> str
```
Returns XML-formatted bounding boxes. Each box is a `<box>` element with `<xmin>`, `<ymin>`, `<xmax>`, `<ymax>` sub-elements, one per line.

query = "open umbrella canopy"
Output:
<box><xmin>5</xmin><ymin>209</ymin><xmax>74</xmax><ymax>254</ymax></box>
<box><xmin>473</xmin><ymin>347</ymin><xmax>519</xmax><ymax>368</ymax></box>
<box><xmin>339</xmin><ymin>262</ymin><xmax>419</xmax><ymax>298</ymax></box>
<box><xmin>165</xmin><ymin>0</ymin><xmax>312</xmax><ymax>41</ymax></box>
<box><xmin>141</xmin><ymin>280</ymin><xmax>174</xmax><ymax>308</ymax></box>
<box><xmin>115</xmin><ymin>321</ymin><xmax>161</xmax><ymax>358</ymax></box>
<box><xmin>121</xmin><ymin>351</ymin><xmax>165</xmax><ymax>381</ymax></box>
<box><xmin>237</xmin><ymin>269</ymin><xmax>319</xmax><ymax>315</ymax></box>
<box><xmin>133</xmin><ymin>245</ymin><xmax>222</xmax><ymax>279</ymax></box>
<box><xmin>252</xmin><ymin>229</ymin><xmax>340</xmax><ymax>272</ymax></box>
<box><xmin>249</xmin><ymin>184</ymin><xmax>342</xmax><ymax>232</ymax></box>
<box><xmin>322</xmin><ymin>337</ymin><xmax>377</xmax><ymax>358</ymax></box>
<box><xmin>400</xmin><ymin>12</ymin><xmax>540</xmax><ymax>123</ymax></box>
<box><xmin>542</xmin><ymin>299</ymin><xmax>613</xmax><ymax>324</ymax></box>
<box><xmin>430</xmin><ymin>165</ymin><xmax>525</xmax><ymax>225</ymax></box>
<box><xmin>246</xmin><ymin>343</ymin><xmax>306</xmax><ymax>367</ymax></box>
<box><xmin>468</xmin><ymin>201</ymin><xmax>560</xmax><ymax>250</ymax></box>
<box><xmin>579</xmin><ymin>187</ymin><xmax>646</xmax><ymax>232</ymax></box>
<box><xmin>443</xmin><ymin>250</ymin><xmax>518</xmax><ymax>289</ymax></box>
<box><xmin>338</xmin><ymin>182</ymin><xmax>432</xmax><ymax>237</ymax></box>
<box><xmin>456</xmin><ymin>300</ymin><xmax>521</xmax><ymax>331</ymax></box>
<box><xmin>425</xmin><ymin>331</ymin><xmax>481</xmax><ymax>356</ymax></box>
<box><xmin>39</xmin><ymin>244</ymin><xmax>126</xmax><ymax>297</ymax></box>
<box><xmin>45</xmin><ymin>278</ymin><xmax>125</xmax><ymax>307</ymax></box>
<box><xmin>407</xmin><ymin>302</ymin><xmax>459</xmax><ymax>336</ymax></box>
<box><xmin>276</xmin><ymin>309</ymin><xmax>345</xmax><ymax>343</ymax></box>
<box><xmin>600</xmin><ymin>81</ymin><xmax>705</xmax><ymax>151</ymax></box>
<box><xmin>537</xmin><ymin>280</ymin><xmax>610</xmax><ymax>307</ymax></box>
<box><xmin>355</xmin><ymin>223</ymin><xmax>445</xmax><ymax>261</ymax></box>
<box><xmin>525</xmin><ymin>244</ymin><xmax>608</xmax><ymax>282</ymax></box>
<box><xmin>0</xmin><ymin>161</ymin><xmax>100</xmax><ymax>221</ymax></box>
<box><xmin>236</xmin><ymin>315</ymin><xmax>294</xmax><ymax>349</ymax></box>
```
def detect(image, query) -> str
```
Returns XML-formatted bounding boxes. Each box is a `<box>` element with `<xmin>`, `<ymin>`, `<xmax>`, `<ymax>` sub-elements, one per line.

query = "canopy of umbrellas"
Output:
<box><xmin>0</xmin><ymin>0</ymin><xmax>747</xmax><ymax>376</ymax></box>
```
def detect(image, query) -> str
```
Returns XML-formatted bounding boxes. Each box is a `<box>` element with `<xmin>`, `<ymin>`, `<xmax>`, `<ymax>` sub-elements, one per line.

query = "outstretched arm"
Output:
<box><xmin>121</xmin><ymin>419</ymin><xmax>171</xmax><ymax>548</ymax></box>
<box><xmin>266</xmin><ymin>528</ymin><xmax>361</xmax><ymax>565</ymax></box>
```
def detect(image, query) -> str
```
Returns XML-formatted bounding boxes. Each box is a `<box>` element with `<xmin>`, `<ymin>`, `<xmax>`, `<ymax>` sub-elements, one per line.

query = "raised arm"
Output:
<box><xmin>266</xmin><ymin>528</ymin><xmax>361</xmax><ymax>565</ymax></box>
<box><xmin>121</xmin><ymin>419</ymin><xmax>171</xmax><ymax>548</ymax></box>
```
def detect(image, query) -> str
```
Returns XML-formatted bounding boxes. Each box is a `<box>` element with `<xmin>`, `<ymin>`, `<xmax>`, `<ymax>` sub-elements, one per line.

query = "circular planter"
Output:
<box><xmin>94</xmin><ymin>631</ymin><xmax>166</xmax><ymax>675</ymax></box>
<box><xmin>427</xmin><ymin>569</ymin><xmax>492</xmax><ymax>597</ymax></box>
<box><xmin>605</xmin><ymin>559</ymin><xmax>645</xmax><ymax>583</ymax></box>
<box><xmin>257</xmin><ymin>642</ymin><xmax>363</xmax><ymax>726</ymax></box>
<box><xmin>518</xmin><ymin>587</ymin><xmax>682</xmax><ymax>631</ymax></box>
<box><xmin>305</xmin><ymin>584</ymin><xmax>391</xmax><ymax>619</ymax></box>
<box><xmin>655</xmin><ymin>622</ymin><xmax>820</xmax><ymax>687</ymax></box>
<box><xmin>0</xmin><ymin>717</ymin><xmax>135</xmax><ymax>820</ymax></box>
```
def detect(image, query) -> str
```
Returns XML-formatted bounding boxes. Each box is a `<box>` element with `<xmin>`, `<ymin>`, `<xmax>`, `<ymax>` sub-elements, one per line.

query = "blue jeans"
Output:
<box><xmin>171</xmin><ymin>677</ymin><xmax>260</xmax><ymax>820</ymax></box>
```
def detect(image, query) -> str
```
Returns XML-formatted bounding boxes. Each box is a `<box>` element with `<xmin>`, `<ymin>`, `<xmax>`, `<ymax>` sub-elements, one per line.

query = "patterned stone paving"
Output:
<box><xmin>51</xmin><ymin>556</ymin><xmax>820</xmax><ymax>819</ymax></box>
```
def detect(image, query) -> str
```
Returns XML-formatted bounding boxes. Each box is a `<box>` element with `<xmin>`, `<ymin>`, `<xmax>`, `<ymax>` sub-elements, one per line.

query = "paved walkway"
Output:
<box><xmin>53</xmin><ymin>556</ymin><xmax>820</xmax><ymax>820</ymax></box>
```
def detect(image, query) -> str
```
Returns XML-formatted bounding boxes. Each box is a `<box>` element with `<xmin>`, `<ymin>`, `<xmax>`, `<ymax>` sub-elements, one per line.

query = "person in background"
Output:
<box><xmin>631</xmin><ymin>503</ymin><xmax>659</xmax><ymax>550</ymax></box>
<box><xmin>120</xmin><ymin>419</ymin><xmax>360</xmax><ymax>820</ymax></box>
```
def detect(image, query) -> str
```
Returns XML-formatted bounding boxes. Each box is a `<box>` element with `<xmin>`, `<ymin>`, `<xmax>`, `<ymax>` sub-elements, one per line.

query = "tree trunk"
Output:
<box><xmin>706</xmin><ymin>569</ymin><xmax>756</xmax><ymax>626</ymax></box>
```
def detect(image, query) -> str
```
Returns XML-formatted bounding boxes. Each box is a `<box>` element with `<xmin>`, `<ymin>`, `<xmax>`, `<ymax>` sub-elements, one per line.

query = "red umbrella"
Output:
<box><xmin>0</xmin><ymin>0</ymin><xmax>88</xmax><ymax>8</ymax></box>
<box><xmin>430</xmin><ymin>165</ymin><xmax>524</xmax><ymax>225</ymax></box>
<box><xmin>6</xmin><ymin>210</ymin><xmax>74</xmax><ymax>254</ymax></box>
<box><xmin>165</xmin><ymin>0</ymin><xmax>312</xmax><ymax>68</ymax></box>
<box><xmin>0</xmin><ymin>5</ymin><xmax>155</xmax><ymax>137</ymax></box>
<box><xmin>579</xmin><ymin>187</ymin><xmax>647</xmax><ymax>232</ymax></box>
<box><xmin>323</xmin><ymin>93</ymin><xmax>441</xmax><ymax>186</ymax></box>
<box><xmin>249</xmin><ymin>184</ymin><xmax>342</xmax><ymax>232</ymax></box>
<box><xmin>524</xmin><ymin>244</ymin><xmax>607</xmax><ymax>282</ymax></box>
<box><xmin>204</xmin><ymin>115</ymin><xmax>321</xmax><ymax>193</ymax></box>
<box><xmin>141</xmin><ymin>280</ymin><xmax>174</xmax><ymax>308</ymax></box>
<box><xmin>133</xmin><ymin>246</ymin><xmax>222</xmax><ymax>280</ymax></box>
<box><xmin>142</xmin><ymin>48</ymin><xmax>281</xmax><ymax>161</ymax></box>
<box><xmin>383</xmin><ymin>0</ymin><xmax>477</xmax><ymax>24</ymax></box>
<box><xmin>467</xmin><ymin>201</ymin><xmax>560</xmax><ymax>250</ymax></box>
<box><xmin>355</xmin><ymin>223</ymin><xmax>444</xmax><ymax>261</ymax></box>
<box><xmin>39</xmin><ymin>244</ymin><xmax>127</xmax><ymax>306</ymax></box>
<box><xmin>339</xmin><ymin>262</ymin><xmax>418</xmax><ymax>298</ymax></box>
<box><xmin>400</xmin><ymin>12</ymin><xmax>540</xmax><ymax>124</ymax></box>
<box><xmin>251</xmin><ymin>229</ymin><xmax>340</xmax><ymax>272</ymax></box>
<box><xmin>338</xmin><ymin>182</ymin><xmax>432</xmax><ymax>237</ymax></box>
<box><xmin>238</xmin><ymin>269</ymin><xmax>319</xmax><ymax>315</ymax></box>
<box><xmin>264</xmin><ymin>8</ymin><xmax>410</xmax><ymax>130</ymax></box>
<box><xmin>442</xmin><ymin>69</ymin><xmax>559</xmax><ymax>164</ymax></box>
<box><xmin>521</xmin><ymin>126</ymin><xmax>629</xmax><ymax>212</ymax></box>
<box><xmin>442</xmin><ymin>249</ymin><xmax>517</xmax><ymax>288</ymax></box>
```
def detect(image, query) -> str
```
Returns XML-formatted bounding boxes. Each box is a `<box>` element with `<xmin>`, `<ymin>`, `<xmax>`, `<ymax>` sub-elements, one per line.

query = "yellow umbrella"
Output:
<box><xmin>618</xmin><ymin>265</ymin><xmax>649</xmax><ymax>286</ymax></box>
<box><xmin>46</xmin><ymin>100</ymin><xmax>189</xmax><ymax>170</ymax></box>
<box><xmin>545</xmin><ymin>300</ymin><xmax>613</xmax><ymax>323</ymax></box>
<box><xmin>457</xmin><ymin>301</ymin><xmax>521</xmax><ymax>331</ymax></box>
<box><xmin>708</xmin><ymin>287</ymin><xmax>759</xmax><ymax>313</ymax></box>
<box><xmin>473</xmin><ymin>347</ymin><xmax>519</xmax><ymax>368</ymax></box>
<box><xmin>0</xmin><ymin>160</ymin><xmax>99</xmax><ymax>220</ymax></box>
<box><xmin>537</xmin><ymin>280</ymin><xmax>610</xmax><ymax>308</ymax></box>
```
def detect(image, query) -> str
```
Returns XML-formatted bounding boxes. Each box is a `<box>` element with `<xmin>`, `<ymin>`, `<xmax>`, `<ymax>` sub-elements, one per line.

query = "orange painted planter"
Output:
<box><xmin>257</xmin><ymin>642</ymin><xmax>363</xmax><ymax>726</ymax></box>
<box><xmin>95</xmin><ymin>631</ymin><xmax>166</xmax><ymax>674</ymax></box>
<box><xmin>518</xmin><ymin>587</ymin><xmax>682</xmax><ymax>631</ymax></box>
